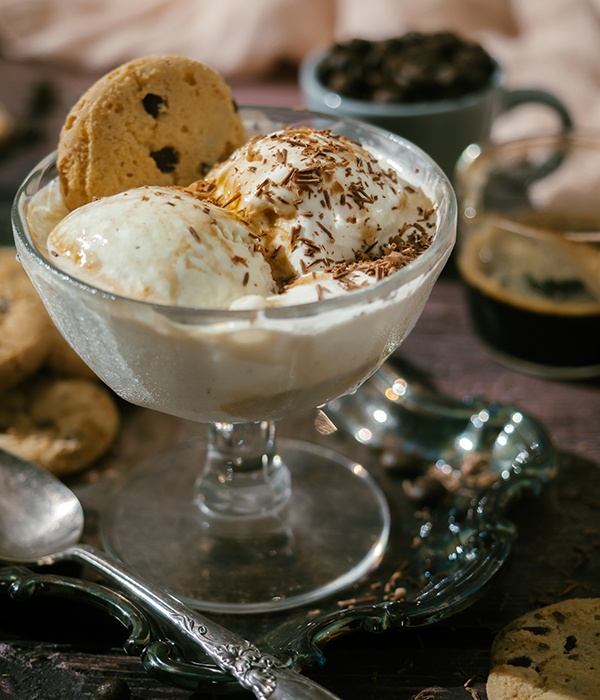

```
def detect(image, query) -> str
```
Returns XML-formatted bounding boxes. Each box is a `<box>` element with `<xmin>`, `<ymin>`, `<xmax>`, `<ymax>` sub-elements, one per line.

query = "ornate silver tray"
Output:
<box><xmin>0</xmin><ymin>357</ymin><xmax>556</xmax><ymax>692</ymax></box>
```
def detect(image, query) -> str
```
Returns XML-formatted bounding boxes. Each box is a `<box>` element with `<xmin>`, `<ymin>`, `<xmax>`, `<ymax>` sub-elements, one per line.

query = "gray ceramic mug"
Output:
<box><xmin>299</xmin><ymin>50</ymin><xmax>572</xmax><ymax>179</ymax></box>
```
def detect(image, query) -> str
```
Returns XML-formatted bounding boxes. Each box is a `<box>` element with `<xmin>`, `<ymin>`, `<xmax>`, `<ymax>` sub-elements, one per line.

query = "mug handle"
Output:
<box><xmin>490</xmin><ymin>89</ymin><xmax>574</xmax><ymax>188</ymax></box>
<box><xmin>502</xmin><ymin>88</ymin><xmax>573</xmax><ymax>131</ymax></box>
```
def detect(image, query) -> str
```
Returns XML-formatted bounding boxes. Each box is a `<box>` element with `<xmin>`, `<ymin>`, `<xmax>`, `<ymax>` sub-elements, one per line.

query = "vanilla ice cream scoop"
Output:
<box><xmin>202</xmin><ymin>126</ymin><xmax>436</xmax><ymax>283</ymax></box>
<box><xmin>46</xmin><ymin>186</ymin><xmax>277</xmax><ymax>308</ymax></box>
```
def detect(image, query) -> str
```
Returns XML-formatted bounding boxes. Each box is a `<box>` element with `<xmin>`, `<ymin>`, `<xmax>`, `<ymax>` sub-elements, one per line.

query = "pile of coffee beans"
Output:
<box><xmin>316</xmin><ymin>32</ymin><xmax>496</xmax><ymax>103</ymax></box>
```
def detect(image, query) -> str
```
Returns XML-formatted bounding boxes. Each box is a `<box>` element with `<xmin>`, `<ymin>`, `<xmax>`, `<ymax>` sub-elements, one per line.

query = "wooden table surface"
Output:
<box><xmin>1</xmin><ymin>57</ymin><xmax>599</xmax><ymax>700</ymax></box>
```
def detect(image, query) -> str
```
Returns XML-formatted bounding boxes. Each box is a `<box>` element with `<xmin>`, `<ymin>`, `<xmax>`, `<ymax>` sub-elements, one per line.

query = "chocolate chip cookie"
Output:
<box><xmin>58</xmin><ymin>54</ymin><xmax>246</xmax><ymax>210</ymax></box>
<box><xmin>0</xmin><ymin>376</ymin><xmax>120</xmax><ymax>476</ymax></box>
<box><xmin>487</xmin><ymin>598</ymin><xmax>600</xmax><ymax>699</ymax></box>
<box><xmin>0</xmin><ymin>248</ymin><xmax>53</xmax><ymax>394</ymax></box>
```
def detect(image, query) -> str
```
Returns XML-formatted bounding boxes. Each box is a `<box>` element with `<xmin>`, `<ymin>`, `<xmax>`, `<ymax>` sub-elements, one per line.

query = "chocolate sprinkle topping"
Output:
<box><xmin>189</xmin><ymin>125</ymin><xmax>436</xmax><ymax>294</ymax></box>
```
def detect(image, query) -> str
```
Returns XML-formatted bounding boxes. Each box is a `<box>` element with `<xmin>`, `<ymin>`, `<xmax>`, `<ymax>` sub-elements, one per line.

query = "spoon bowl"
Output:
<box><xmin>0</xmin><ymin>450</ymin><xmax>83</xmax><ymax>562</ymax></box>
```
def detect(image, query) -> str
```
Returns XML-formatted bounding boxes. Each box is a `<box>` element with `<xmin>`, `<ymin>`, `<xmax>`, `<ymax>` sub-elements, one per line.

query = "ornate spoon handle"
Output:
<box><xmin>63</xmin><ymin>544</ymin><xmax>341</xmax><ymax>700</ymax></box>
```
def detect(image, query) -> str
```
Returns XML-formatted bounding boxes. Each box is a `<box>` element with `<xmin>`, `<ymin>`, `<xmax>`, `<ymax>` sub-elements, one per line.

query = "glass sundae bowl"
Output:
<box><xmin>12</xmin><ymin>108</ymin><xmax>456</xmax><ymax>614</ymax></box>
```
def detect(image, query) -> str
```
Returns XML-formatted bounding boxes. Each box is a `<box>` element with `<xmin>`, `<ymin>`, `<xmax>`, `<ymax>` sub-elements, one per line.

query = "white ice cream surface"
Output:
<box><xmin>33</xmin><ymin>126</ymin><xmax>437</xmax><ymax>315</ymax></box>
<box><xmin>203</xmin><ymin>127</ymin><xmax>436</xmax><ymax>287</ymax></box>
<box><xmin>46</xmin><ymin>186</ymin><xmax>277</xmax><ymax>308</ymax></box>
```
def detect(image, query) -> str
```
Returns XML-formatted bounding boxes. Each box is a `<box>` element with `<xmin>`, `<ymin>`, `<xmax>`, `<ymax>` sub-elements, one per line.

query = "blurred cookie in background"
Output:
<box><xmin>0</xmin><ymin>246</ymin><xmax>121</xmax><ymax>476</ymax></box>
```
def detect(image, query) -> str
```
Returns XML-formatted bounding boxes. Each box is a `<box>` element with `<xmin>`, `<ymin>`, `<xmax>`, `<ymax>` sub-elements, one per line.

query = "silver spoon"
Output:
<box><xmin>0</xmin><ymin>448</ymin><xmax>342</xmax><ymax>700</ymax></box>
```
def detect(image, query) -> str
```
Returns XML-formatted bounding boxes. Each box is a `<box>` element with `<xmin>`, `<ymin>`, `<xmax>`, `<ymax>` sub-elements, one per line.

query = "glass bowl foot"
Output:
<box><xmin>101</xmin><ymin>438</ymin><xmax>390</xmax><ymax>614</ymax></box>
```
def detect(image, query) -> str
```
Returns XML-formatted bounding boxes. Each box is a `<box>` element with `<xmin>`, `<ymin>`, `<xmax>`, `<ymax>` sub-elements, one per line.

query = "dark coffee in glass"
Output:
<box><xmin>457</xmin><ymin>134</ymin><xmax>600</xmax><ymax>379</ymax></box>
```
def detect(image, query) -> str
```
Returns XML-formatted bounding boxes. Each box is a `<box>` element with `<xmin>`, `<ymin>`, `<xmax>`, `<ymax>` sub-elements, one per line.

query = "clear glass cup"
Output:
<box><xmin>12</xmin><ymin>107</ymin><xmax>456</xmax><ymax>613</ymax></box>
<box><xmin>456</xmin><ymin>132</ymin><xmax>600</xmax><ymax>379</ymax></box>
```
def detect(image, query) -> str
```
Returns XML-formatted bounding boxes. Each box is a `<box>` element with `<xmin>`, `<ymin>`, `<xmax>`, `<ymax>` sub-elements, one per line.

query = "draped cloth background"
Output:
<box><xmin>0</xmin><ymin>0</ymin><xmax>599</xmax><ymax>131</ymax></box>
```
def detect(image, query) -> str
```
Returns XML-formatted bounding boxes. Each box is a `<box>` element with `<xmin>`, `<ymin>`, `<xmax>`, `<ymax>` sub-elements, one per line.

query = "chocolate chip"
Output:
<box><xmin>150</xmin><ymin>147</ymin><xmax>179</xmax><ymax>173</ymax></box>
<box><xmin>142</xmin><ymin>93</ymin><xmax>166</xmax><ymax>118</ymax></box>
<box><xmin>507</xmin><ymin>655</ymin><xmax>533</xmax><ymax>668</ymax></box>
<box><xmin>564</xmin><ymin>635</ymin><xmax>577</xmax><ymax>653</ymax></box>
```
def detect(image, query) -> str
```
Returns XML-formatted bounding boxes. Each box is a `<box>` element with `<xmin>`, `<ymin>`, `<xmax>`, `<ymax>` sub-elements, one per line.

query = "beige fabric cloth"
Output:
<box><xmin>1</xmin><ymin>0</ymin><xmax>599</xmax><ymax>129</ymax></box>
<box><xmin>0</xmin><ymin>0</ymin><xmax>335</xmax><ymax>77</ymax></box>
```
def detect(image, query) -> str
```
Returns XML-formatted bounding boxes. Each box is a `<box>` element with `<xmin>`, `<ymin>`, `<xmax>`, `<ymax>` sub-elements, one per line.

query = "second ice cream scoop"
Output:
<box><xmin>203</xmin><ymin>126</ymin><xmax>436</xmax><ymax>283</ymax></box>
